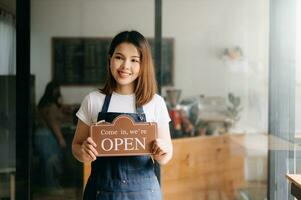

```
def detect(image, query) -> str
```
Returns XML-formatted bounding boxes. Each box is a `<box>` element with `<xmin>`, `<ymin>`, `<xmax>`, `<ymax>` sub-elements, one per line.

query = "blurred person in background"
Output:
<box><xmin>34</xmin><ymin>81</ymin><xmax>72</xmax><ymax>193</ymax></box>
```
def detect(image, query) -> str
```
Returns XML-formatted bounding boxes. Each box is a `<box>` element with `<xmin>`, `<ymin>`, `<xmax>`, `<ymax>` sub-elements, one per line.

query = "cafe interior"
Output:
<box><xmin>1</xmin><ymin>0</ymin><xmax>301</xmax><ymax>199</ymax></box>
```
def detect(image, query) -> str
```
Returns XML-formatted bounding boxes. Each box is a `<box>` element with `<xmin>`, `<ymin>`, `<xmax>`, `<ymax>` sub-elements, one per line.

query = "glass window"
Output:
<box><xmin>161</xmin><ymin>0</ymin><xmax>268</xmax><ymax>199</ymax></box>
<box><xmin>296</xmin><ymin>0</ymin><xmax>301</xmax><ymax>174</ymax></box>
<box><xmin>296</xmin><ymin>0</ymin><xmax>301</xmax><ymax>138</ymax></box>
<box><xmin>0</xmin><ymin>2</ymin><xmax>16</xmax><ymax>200</ymax></box>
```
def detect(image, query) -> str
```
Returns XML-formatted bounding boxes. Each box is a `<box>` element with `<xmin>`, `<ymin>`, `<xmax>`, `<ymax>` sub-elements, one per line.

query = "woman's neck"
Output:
<box><xmin>115</xmin><ymin>85</ymin><xmax>134</xmax><ymax>95</ymax></box>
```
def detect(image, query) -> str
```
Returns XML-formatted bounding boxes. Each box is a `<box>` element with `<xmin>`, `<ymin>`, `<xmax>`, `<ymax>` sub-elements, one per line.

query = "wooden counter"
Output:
<box><xmin>286</xmin><ymin>174</ymin><xmax>301</xmax><ymax>199</ymax></box>
<box><xmin>162</xmin><ymin>134</ymin><xmax>245</xmax><ymax>200</ymax></box>
<box><xmin>83</xmin><ymin>134</ymin><xmax>245</xmax><ymax>199</ymax></box>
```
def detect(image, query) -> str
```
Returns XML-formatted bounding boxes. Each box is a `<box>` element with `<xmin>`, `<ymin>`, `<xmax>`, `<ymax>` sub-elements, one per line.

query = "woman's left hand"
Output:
<box><xmin>152</xmin><ymin>138</ymin><xmax>170</xmax><ymax>161</ymax></box>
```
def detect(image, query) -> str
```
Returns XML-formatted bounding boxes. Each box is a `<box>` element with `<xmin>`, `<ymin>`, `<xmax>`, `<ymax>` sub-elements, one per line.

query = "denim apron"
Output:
<box><xmin>83</xmin><ymin>94</ymin><xmax>162</xmax><ymax>200</ymax></box>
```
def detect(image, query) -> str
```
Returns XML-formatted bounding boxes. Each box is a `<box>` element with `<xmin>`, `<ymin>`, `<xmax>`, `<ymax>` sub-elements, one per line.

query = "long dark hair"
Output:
<box><xmin>100</xmin><ymin>30</ymin><xmax>157</xmax><ymax>107</ymax></box>
<box><xmin>38</xmin><ymin>81</ymin><xmax>61</xmax><ymax>109</ymax></box>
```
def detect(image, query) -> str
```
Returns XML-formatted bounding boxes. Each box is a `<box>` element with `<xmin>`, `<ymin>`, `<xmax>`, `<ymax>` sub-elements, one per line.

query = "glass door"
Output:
<box><xmin>160</xmin><ymin>0</ymin><xmax>269</xmax><ymax>199</ymax></box>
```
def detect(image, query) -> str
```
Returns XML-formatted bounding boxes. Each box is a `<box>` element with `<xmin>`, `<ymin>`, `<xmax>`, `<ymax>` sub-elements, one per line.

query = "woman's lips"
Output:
<box><xmin>117</xmin><ymin>70</ymin><xmax>132</xmax><ymax>78</ymax></box>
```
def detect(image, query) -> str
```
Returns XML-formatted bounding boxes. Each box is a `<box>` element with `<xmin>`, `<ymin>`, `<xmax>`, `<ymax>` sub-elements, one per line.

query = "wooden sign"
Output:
<box><xmin>90</xmin><ymin>115</ymin><xmax>157</xmax><ymax>156</ymax></box>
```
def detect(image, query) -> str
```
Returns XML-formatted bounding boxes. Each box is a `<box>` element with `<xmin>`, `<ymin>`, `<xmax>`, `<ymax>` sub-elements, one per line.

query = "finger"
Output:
<box><xmin>85</xmin><ymin>142</ymin><xmax>99</xmax><ymax>156</ymax></box>
<box><xmin>81</xmin><ymin>148</ymin><xmax>94</xmax><ymax>161</ymax></box>
<box><xmin>81</xmin><ymin>144</ymin><xmax>97</xmax><ymax>160</ymax></box>
<box><xmin>152</xmin><ymin>145</ymin><xmax>156</xmax><ymax>153</ymax></box>
<box><xmin>158</xmin><ymin>150</ymin><xmax>167</xmax><ymax>156</ymax></box>
<box><xmin>152</xmin><ymin>141</ymin><xmax>156</xmax><ymax>152</ymax></box>
<box><xmin>152</xmin><ymin>143</ymin><xmax>159</xmax><ymax>154</ymax></box>
<box><xmin>154</xmin><ymin>146</ymin><xmax>162</xmax><ymax>155</ymax></box>
<box><xmin>88</xmin><ymin>145</ymin><xmax>99</xmax><ymax>156</ymax></box>
<box><xmin>84</xmin><ymin>148</ymin><xmax>96</xmax><ymax>161</ymax></box>
<box><xmin>157</xmin><ymin>148</ymin><xmax>164</xmax><ymax>155</ymax></box>
<box><xmin>154</xmin><ymin>149</ymin><xmax>160</xmax><ymax>156</ymax></box>
<box><xmin>86</xmin><ymin>137</ymin><xmax>97</xmax><ymax>147</ymax></box>
<box><xmin>87</xmin><ymin>137</ymin><xmax>97</xmax><ymax>147</ymax></box>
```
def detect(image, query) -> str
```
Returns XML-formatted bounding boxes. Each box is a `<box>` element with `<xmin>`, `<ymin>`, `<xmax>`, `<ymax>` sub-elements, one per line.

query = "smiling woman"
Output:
<box><xmin>109</xmin><ymin>42</ymin><xmax>141</xmax><ymax>94</ymax></box>
<box><xmin>101</xmin><ymin>31</ymin><xmax>158</xmax><ymax>108</ymax></box>
<box><xmin>72</xmin><ymin>30</ymin><xmax>172</xmax><ymax>200</ymax></box>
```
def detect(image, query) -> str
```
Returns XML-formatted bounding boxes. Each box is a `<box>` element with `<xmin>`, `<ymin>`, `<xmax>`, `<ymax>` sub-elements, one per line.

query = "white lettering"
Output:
<box><xmin>124</xmin><ymin>138</ymin><xmax>134</xmax><ymax>150</ymax></box>
<box><xmin>135</xmin><ymin>137</ymin><xmax>146</xmax><ymax>150</ymax></box>
<box><xmin>100</xmin><ymin>137</ymin><xmax>147</xmax><ymax>152</ymax></box>
<box><xmin>115</xmin><ymin>138</ymin><xmax>123</xmax><ymax>151</ymax></box>
<box><xmin>101</xmin><ymin>138</ymin><xmax>113</xmax><ymax>151</ymax></box>
<box><xmin>101</xmin><ymin>129</ymin><xmax>118</xmax><ymax>135</ymax></box>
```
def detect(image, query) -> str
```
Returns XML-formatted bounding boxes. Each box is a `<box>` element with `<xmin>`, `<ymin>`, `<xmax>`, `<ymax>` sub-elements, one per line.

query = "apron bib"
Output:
<box><xmin>83</xmin><ymin>94</ymin><xmax>161</xmax><ymax>200</ymax></box>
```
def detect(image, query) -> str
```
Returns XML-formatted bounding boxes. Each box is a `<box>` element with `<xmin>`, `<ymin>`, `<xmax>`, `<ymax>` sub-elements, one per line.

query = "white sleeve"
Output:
<box><xmin>155</xmin><ymin>96</ymin><xmax>171</xmax><ymax>125</ymax></box>
<box><xmin>76</xmin><ymin>94</ymin><xmax>92</xmax><ymax>126</ymax></box>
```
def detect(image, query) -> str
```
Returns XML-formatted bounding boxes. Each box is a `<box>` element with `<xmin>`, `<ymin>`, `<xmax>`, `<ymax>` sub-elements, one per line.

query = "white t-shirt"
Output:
<box><xmin>76</xmin><ymin>91</ymin><xmax>171</xmax><ymax>126</ymax></box>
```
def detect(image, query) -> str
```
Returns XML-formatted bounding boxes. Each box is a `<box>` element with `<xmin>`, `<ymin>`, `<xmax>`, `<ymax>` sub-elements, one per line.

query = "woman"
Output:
<box><xmin>72</xmin><ymin>30</ymin><xmax>173</xmax><ymax>200</ymax></box>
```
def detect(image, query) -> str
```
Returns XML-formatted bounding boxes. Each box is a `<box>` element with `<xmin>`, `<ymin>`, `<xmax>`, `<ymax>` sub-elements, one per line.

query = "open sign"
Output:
<box><xmin>90</xmin><ymin>115</ymin><xmax>157</xmax><ymax>156</ymax></box>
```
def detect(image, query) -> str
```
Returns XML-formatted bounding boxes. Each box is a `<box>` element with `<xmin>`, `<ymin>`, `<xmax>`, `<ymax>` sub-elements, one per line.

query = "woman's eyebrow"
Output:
<box><xmin>115</xmin><ymin>52</ymin><xmax>140</xmax><ymax>58</ymax></box>
<box><xmin>115</xmin><ymin>52</ymin><xmax>124</xmax><ymax>56</ymax></box>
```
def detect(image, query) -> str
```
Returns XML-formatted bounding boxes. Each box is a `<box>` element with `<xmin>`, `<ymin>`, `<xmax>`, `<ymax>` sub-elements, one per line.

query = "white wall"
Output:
<box><xmin>31</xmin><ymin>0</ymin><xmax>271</xmax><ymax>132</ymax></box>
<box><xmin>162</xmin><ymin>0</ymin><xmax>269</xmax><ymax>133</ymax></box>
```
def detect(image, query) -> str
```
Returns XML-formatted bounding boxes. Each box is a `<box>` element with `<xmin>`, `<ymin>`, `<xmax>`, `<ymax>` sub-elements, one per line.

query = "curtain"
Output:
<box><xmin>0</xmin><ymin>9</ymin><xmax>16</xmax><ymax>75</ymax></box>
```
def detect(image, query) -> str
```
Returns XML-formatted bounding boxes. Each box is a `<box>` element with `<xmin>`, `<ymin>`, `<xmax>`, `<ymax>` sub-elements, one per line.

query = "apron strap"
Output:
<box><xmin>101</xmin><ymin>94</ymin><xmax>112</xmax><ymax>113</ymax></box>
<box><xmin>136</xmin><ymin>106</ymin><xmax>145</xmax><ymax>121</ymax></box>
<box><xmin>136</xmin><ymin>106</ymin><xmax>144</xmax><ymax>115</ymax></box>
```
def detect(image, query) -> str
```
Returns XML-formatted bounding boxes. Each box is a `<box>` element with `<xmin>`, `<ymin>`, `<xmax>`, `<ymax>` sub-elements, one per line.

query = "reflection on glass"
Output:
<box><xmin>161</xmin><ymin>0</ymin><xmax>268</xmax><ymax>199</ymax></box>
<box><xmin>32</xmin><ymin>81</ymin><xmax>79</xmax><ymax>197</ymax></box>
<box><xmin>0</xmin><ymin>3</ymin><xmax>16</xmax><ymax>199</ymax></box>
<box><xmin>294</xmin><ymin>10</ymin><xmax>300</xmax><ymax>195</ymax></box>
<box><xmin>0</xmin><ymin>76</ymin><xmax>16</xmax><ymax>200</ymax></box>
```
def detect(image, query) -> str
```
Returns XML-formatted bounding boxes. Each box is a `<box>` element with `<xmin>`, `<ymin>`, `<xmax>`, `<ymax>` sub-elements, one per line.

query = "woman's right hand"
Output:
<box><xmin>81</xmin><ymin>137</ymin><xmax>98</xmax><ymax>161</ymax></box>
